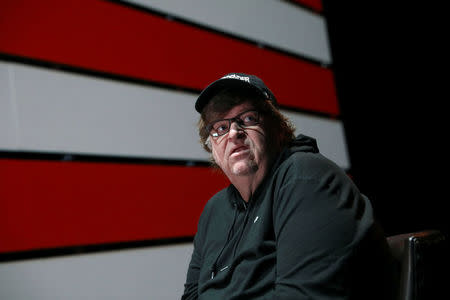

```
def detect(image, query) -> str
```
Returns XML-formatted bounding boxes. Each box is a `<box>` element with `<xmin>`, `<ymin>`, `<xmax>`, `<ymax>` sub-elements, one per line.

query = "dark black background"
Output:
<box><xmin>322</xmin><ymin>1</ymin><xmax>447</xmax><ymax>236</ymax></box>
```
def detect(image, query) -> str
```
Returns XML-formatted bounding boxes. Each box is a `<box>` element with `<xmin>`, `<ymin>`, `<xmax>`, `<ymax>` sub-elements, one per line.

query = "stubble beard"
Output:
<box><xmin>230</xmin><ymin>153</ymin><xmax>259</xmax><ymax>176</ymax></box>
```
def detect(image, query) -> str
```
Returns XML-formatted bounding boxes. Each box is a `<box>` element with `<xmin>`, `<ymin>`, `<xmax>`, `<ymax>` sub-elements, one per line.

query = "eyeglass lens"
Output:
<box><xmin>209</xmin><ymin>110</ymin><xmax>259</xmax><ymax>137</ymax></box>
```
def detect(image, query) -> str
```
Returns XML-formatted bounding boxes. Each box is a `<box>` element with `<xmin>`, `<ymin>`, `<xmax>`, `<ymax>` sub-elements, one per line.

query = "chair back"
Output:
<box><xmin>387</xmin><ymin>230</ymin><xmax>447</xmax><ymax>300</ymax></box>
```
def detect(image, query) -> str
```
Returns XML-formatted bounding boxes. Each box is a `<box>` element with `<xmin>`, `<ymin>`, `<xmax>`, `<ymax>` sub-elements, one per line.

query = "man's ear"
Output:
<box><xmin>204</xmin><ymin>137</ymin><xmax>212</xmax><ymax>152</ymax></box>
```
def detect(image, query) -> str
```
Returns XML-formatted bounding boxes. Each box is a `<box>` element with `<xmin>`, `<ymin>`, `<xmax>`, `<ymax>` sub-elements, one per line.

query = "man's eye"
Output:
<box><xmin>242</xmin><ymin>113</ymin><xmax>258</xmax><ymax>124</ymax></box>
<box><xmin>215</xmin><ymin>123</ymin><xmax>229</xmax><ymax>134</ymax></box>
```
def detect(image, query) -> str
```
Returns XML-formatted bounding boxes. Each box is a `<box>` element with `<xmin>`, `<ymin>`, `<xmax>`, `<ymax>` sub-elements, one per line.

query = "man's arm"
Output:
<box><xmin>271</xmin><ymin>174</ymin><xmax>373</xmax><ymax>299</ymax></box>
<box><xmin>181</xmin><ymin>233</ymin><xmax>202</xmax><ymax>300</ymax></box>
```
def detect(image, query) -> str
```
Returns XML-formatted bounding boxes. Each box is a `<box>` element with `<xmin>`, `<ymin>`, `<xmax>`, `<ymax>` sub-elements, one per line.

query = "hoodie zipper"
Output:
<box><xmin>210</xmin><ymin>203</ymin><xmax>239</xmax><ymax>279</ymax></box>
<box><xmin>232</xmin><ymin>197</ymin><xmax>252</xmax><ymax>258</ymax></box>
<box><xmin>210</xmin><ymin>196</ymin><xmax>254</xmax><ymax>280</ymax></box>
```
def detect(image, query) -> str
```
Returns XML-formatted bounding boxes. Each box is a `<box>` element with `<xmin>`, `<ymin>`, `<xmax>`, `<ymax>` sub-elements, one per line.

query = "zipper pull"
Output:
<box><xmin>210</xmin><ymin>265</ymin><xmax>216</xmax><ymax>279</ymax></box>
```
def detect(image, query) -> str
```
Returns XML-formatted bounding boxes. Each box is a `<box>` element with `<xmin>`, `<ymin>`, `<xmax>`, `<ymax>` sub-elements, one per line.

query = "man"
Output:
<box><xmin>182</xmin><ymin>73</ymin><xmax>396</xmax><ymax>299</ymax></box>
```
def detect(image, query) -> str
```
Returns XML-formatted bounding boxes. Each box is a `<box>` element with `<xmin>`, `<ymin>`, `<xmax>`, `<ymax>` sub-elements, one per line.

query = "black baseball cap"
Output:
<box><xmin>195</xmin><ymin>73</ymin><xmax>278</xmax><ymax>113</ymax></box>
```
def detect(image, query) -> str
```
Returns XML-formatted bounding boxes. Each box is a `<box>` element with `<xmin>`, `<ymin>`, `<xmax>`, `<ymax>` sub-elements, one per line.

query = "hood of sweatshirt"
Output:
<box><xmin>273</xmin><ymin>134</ymin><xmax>319</xmax><ymax>170</ymax></box>
<box><xmin>282</xmin><ymin>133</ymin><xmax>319</xmax><ymax>157</ymax></box>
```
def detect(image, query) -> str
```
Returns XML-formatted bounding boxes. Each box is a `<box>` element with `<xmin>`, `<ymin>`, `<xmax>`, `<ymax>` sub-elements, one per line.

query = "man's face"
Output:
<box><xmin>209</xmin><ymin>102</ymin><xmax>269</xmax><ymax>178</ymax></box>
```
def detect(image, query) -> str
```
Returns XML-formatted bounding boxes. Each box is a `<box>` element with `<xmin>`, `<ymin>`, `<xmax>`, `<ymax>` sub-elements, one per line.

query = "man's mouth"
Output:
<box><xmin>231</xmin><ymin>146</ymin><xmax>249</xmax><ymax>155</ymax></box>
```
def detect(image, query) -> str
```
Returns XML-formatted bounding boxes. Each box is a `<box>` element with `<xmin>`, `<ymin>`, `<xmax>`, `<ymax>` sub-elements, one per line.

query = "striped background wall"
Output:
<box><xmin>0</xmin><ymin>0</ymin><xmax>343</xmax><ymax>299</ymax></box>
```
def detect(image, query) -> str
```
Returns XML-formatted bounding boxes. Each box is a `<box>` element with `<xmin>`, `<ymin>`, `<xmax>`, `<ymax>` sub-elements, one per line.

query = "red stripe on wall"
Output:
<box><xmin>291</xmin><ymin>0</ymin><xmax>323</xmax><ymax>12</ymax></box>
<box><xmin>0</xmin><ymin>159</ymin><xmax>229</xmax><ymax>253</ymax></box>
<box><xmin>0</xmin><ymin>0</ymin><xmax>338</xmax><ymax>115</ymax></box>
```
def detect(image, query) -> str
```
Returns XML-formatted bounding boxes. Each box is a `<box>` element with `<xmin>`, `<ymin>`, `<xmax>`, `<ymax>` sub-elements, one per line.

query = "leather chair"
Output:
<box><xmin>387</xmin><ymin>230</ymin><xmax>448</xmax><ymax>300</ymax></box>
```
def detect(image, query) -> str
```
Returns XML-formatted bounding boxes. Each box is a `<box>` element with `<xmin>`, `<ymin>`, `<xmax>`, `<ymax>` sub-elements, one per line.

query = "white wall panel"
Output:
<box><xmin>0</xmin><ymin>243</ymin><xmax>193</xmax><ymax>300</ymax></box>
<box><xmin>127</xmin><ymin>0</ymin><xmax>331</xmax><ymax>64</ymax></box>
<box><xmin>6</xmin><ymin>61</ymin><xmax>207</xmax><ymax>161</ymax></box>
<box><xmin>1</xmin><ymin>62</ymin><xmax>349</xmax><ymax>168</ymax></box>
<box><xmin>0</xmin><ymin>64</ymin><xmax>18</xmax><ymax>149</ymax></box>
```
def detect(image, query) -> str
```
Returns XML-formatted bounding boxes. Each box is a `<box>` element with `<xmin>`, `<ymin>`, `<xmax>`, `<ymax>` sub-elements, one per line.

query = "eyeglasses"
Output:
<box><xmin>206</xmin><ymin>110</ymin><xmax>260</xmax><ymax>137</ymax></box>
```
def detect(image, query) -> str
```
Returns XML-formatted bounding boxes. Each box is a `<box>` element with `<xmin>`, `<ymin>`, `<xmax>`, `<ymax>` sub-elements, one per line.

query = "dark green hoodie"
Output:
<box><xmin>182</xmin><ymin>135</ymin><xmax>395</xmax><ymax>300</ymax></box>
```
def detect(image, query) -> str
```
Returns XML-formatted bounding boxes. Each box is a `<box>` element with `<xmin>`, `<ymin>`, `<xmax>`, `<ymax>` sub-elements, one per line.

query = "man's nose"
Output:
<box><xmin>228</xmin><ymin>121</ymin><xmax>245</xmax><ymax>140</ymax></box>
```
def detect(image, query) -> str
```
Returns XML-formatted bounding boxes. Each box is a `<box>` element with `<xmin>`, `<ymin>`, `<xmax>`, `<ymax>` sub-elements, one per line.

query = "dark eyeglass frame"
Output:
<box><xmin>206</xmin><ymin>110</ymin><xmax>260</xmax><ymax>137</ymax></box>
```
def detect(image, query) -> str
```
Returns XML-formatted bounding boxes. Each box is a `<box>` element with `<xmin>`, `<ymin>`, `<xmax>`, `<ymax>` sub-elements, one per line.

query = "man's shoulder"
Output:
<box><xmin>197</xmin><ymin>185</ymin><xmax>235</xmax><ymax>230</ymax></box>
<box><xmin>276</xmin><ymin>149</ymin><xmax>343</xmax><ymax>181</ymax></box>
<box><xmin>202</xmin><ymin>185</ymin><xmax>233</xmax><ymax>214</ymax></box>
